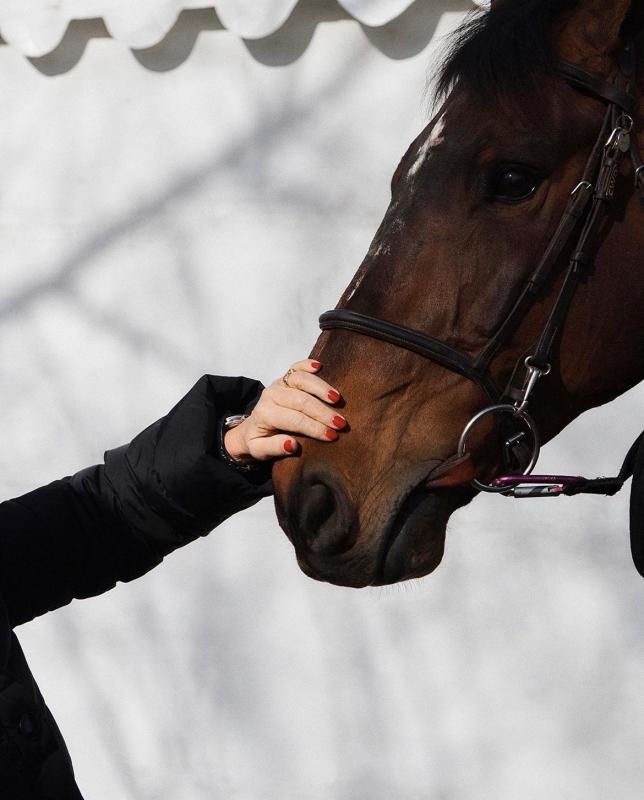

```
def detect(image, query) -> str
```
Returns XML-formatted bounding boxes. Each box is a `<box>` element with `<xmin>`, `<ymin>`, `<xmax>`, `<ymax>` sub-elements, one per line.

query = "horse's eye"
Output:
<box><xmin>490</xmin><ymin>167</ymin><xmax>539</xmax><ymax>203</ymax></box>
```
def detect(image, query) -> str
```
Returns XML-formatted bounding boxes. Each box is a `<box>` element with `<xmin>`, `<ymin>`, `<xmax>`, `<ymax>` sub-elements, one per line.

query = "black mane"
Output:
<box><xmin>435</xmin><ymin>0</ymin><xmax>580</xmax><ymax>102</ymax></box>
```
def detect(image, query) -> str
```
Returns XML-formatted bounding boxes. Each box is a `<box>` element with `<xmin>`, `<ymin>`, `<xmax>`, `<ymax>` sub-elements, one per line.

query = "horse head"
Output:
<box><xmin>273</xmin><ymin>0</ymin><xmax>644</xmax><ymax>587</ymax></box>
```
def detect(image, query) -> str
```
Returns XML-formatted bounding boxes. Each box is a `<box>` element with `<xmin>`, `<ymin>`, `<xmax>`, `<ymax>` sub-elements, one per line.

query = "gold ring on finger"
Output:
<box><xmin>282</xmin><ymin>368</ymin><xmax>295</xmax><ymax>388</ymax></box>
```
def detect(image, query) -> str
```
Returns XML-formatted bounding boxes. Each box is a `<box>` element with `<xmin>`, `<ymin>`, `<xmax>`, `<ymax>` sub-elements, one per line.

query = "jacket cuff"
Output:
<box><xmin>102</xmin><ymin>375</ymin><xmax>273</xmax><ymax>560</ymax></box>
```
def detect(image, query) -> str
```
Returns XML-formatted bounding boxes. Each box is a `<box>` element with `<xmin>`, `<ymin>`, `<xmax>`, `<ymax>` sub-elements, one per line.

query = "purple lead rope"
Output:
<box><xmin>491</xmin><ymin>474</ymin><xmax>587</xmax><ymax>498</ymax></box>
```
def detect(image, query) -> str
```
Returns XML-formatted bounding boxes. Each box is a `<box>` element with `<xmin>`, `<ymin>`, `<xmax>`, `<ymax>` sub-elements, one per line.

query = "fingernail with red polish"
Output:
<box><xmin>311</xmin><ymin>361</ymin><xmax>321</xmax><ymax>370</ymax></box>
<box><xmin>332</xmin><ymin>415</ymin><xmax>347</xmax><ymax>429</ymax></box>
<box><xmin>325</xmin><ymin>428</ymin><xmax>339</xmax><ymax>441</ymax></box>
<box><xmin>284</xmin><ymin>440</ymin><xmax>296</xmax><ymax>453</ymax></box>
<box><xmin>328</xmin><ymin>389</ymin><xmax>341</xmax><ymax>403</ymax></box>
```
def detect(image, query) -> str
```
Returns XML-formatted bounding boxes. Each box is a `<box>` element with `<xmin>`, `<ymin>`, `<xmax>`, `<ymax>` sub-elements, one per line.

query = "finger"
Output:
<box><xmin>269</xmin><ymin>386</ymin><xmax>347</xmax><ymax>430</ymax></box>
<box><xmin>271</xmin><ymin>360</ymin><xmax>322</xmax><ymax>392</ymax></box>
<box><xmin>249</xmin><ymin>434</ymin><xmax>300</xmax><ymax>461</ymax></box>
<box><xmin>273</xmin><ymin>370</ymin><xmax>341</xmax><ymax>405</ymax></box>
<box><xmin>255</xmin><ymin>403</ymin><xmax>341</xmax><ymax>442</ymax></box>
<box><xmin>288</xmin><ymin>358</ymin><xmax>322</xmax><ymax>373</ymax></box>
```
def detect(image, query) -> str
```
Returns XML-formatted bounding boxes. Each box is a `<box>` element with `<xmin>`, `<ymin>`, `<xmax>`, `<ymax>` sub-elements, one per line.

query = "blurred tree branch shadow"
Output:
<box><xmin>0</xmin><ymin>43</ymin><xmax>381</xmax><ymax>370</ymax></box>
<box><xmin>17</xmin><ymin>0</ymin><xmax>456</xmax><ymax>75</ymax></box>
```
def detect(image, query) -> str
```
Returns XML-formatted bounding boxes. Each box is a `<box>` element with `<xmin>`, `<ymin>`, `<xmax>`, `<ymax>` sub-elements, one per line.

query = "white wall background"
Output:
<box><xmin>2</xmin><ymin>2</ymin><xmax>644</xmax><ymax>798</ymax></box>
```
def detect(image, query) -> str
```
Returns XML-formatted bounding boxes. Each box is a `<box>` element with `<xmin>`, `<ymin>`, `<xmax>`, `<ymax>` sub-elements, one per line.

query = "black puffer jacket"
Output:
<box><xmin>0</xmin><ymin>375</ymin><xmax>272</xmax><ymax>799</ymax></box>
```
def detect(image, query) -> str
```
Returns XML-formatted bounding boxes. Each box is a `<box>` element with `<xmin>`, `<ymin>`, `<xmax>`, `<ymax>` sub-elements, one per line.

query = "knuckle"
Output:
<box><xmin>287</xmin><ymin>409</ymin><xmax>303</xmax><ymax>429</ymax></box>
<box><xmin>291</xmin><ymin>392</ymin><xmax>308</xmax><ymax>411</ymax></box>
<box><xmin>308</xmin><ymin>419</ymin><xmax>326</xmax><ymax>438</ymax></box>
<box><xmin>305</xmin><ymin>396</ymin><xmax>326</xmax><ymax>418</ymax></box>
<box><xmin>302</xmin><ymin>397</ymin><xmax>321</xmax><ymax>418</ymax></box>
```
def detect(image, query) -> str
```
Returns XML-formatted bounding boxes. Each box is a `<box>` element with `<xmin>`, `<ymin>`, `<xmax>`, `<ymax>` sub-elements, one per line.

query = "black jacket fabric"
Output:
<box><xmin>0</xmin><ymin>375</ymin><xmax>272</xmax><ymax>799</ymax></box>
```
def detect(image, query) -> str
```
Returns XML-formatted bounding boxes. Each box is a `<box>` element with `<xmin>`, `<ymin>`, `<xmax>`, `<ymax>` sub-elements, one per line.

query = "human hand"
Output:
<box><xmin>223</xmin><ymin>359</ymin><xmax>346</xmax><ymax>463</ymax></box>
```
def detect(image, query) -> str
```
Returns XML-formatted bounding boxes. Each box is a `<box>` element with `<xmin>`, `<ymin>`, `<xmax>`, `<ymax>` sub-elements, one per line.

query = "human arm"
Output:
<box><xmin>0</xmin><ymin>366</ymin><xmax>344</xmax><ymax>627</ymax></box>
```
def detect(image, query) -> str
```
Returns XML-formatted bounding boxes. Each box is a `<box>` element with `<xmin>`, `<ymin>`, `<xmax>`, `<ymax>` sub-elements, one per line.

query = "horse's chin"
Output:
<box><xmin>372</xmin><ymin>486</ymin><xmax>462</xmax><ymax>585</ymax></box>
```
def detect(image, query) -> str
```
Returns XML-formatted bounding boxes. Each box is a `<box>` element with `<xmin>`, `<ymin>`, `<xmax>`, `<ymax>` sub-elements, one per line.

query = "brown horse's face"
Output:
<box><xmin>273</xmin><ymin>2</ymin><xmax>644</xmax><ymax>587</ymax></box>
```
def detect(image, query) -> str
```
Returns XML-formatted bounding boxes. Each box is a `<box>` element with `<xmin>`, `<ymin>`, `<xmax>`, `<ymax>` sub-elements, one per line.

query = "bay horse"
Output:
<box><xmin>272</xmin><ymin>0</ymin><xmax>644</xmax><ymax>587</ymax></box>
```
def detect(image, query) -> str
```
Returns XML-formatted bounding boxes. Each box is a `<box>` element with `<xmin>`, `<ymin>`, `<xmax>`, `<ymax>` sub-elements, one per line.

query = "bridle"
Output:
<box><xmin>318</xmin><ymin>41</ymin><xmax>644</xmax><ymax>501</ymax></box>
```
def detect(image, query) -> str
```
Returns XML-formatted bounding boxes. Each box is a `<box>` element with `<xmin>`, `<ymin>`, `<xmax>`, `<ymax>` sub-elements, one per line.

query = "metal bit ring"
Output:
<box><xmin>457</xmin><ymin>404</ymin><xmax>541</xmax><ymax>493</ymax></box>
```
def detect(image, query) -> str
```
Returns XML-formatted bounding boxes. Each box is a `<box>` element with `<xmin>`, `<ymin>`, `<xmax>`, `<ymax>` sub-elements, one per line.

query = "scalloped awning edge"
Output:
<box><xmin>0</xmin><ymin>0</ymin><xmax>479</xmax><ymax>58</ymax></box>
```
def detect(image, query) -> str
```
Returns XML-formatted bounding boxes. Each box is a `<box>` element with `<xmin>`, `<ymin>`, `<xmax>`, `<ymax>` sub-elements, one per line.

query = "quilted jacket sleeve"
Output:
<box><xmin>0</xmin><ymin>375</ymin><xmax>272</xmax><ymax>627</ymax></box>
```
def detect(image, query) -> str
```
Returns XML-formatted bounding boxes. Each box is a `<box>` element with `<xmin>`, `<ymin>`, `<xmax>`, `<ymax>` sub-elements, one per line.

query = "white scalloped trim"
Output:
<box><xmin>0</xmin><ymin>0</ymin><xmax>479</xmax><ymax>57</ymax></box>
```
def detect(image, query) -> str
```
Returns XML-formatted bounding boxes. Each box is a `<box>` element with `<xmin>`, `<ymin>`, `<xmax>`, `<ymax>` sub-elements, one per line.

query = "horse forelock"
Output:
<box><xmin>435</xmin><ymin>0</ymin><xmax>580</xmax><ymax>105</ymax></box>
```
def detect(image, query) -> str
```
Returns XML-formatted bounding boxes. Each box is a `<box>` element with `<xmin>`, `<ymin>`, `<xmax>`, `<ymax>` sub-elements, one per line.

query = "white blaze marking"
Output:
<box><xmin>344</xmin><ymin>271</ymin><xmax>365</xmax><ymax>303</ymax></box>
<box><xmin>407</xmin><ymin>115</ymin><xmax>445</xmax><ymax>179</ymax></box>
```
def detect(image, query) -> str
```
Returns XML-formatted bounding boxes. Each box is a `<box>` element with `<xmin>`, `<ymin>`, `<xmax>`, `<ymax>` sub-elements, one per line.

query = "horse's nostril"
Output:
<box><xmin>302</xmin><ymin>483</ymin><xmax>335</xmax><ymax>533</ymax></box>
<box><xmin>295</xmin><ymin>475</ymin><xmax>356</xmax><ymax>556</ymax></box>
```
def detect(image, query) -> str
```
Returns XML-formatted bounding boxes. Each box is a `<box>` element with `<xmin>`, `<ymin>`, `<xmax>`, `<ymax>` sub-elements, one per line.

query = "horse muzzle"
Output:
<box><xmin>273</xmin><ymin>458</ymin><xmax>476</xmax><ymax>586</ymax></box>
